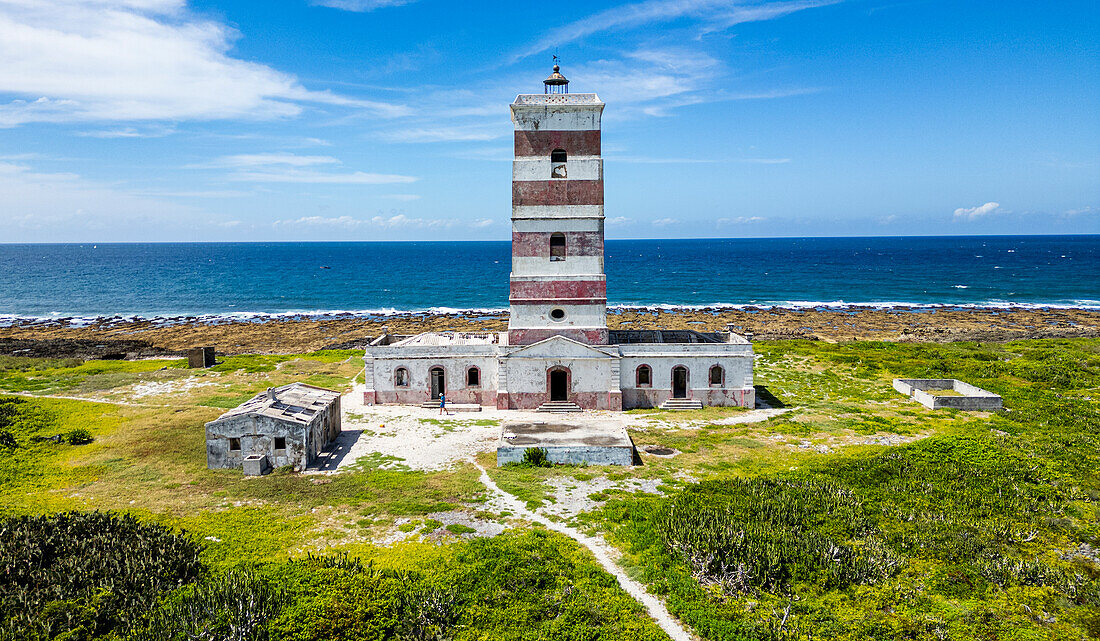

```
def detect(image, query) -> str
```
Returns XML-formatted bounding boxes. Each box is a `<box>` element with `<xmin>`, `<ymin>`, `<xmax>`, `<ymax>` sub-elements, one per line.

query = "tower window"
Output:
<box><xmin>551</xmin><ymin>148</ymin><xmax>567</xmax><ymax>178</ymax></box>
<box><xmin>550</xmin><ymin>232</ymin><xmax>566</xmax><ymax>261</ymax></box>
<box><xmin>467</xmin><ymin>367</ymin><xmax>481</xmax><ymax>387</ymax></box>
<box><xmin>549</xmin><ymin>308</ymin><xmax>566</xmax><ymax>321</ymax></box>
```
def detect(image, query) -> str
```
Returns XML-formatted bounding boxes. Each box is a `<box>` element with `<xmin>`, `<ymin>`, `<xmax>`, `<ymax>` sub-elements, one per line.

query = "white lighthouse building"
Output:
<box><xmin>363</xmin><ymin>67</ymin><xmax>755</xmax><ymax>411</ymax></box>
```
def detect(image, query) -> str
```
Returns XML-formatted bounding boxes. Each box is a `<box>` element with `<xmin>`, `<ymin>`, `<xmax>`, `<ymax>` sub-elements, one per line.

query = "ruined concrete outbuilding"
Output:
<box><xmin>206</xmin><ymin>383</ymin><xmax>341</xmax><ymax>473</ymax></box>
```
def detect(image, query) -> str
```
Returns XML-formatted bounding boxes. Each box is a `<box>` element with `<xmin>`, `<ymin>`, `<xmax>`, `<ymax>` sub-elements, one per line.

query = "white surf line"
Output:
<box><xmin>473</xmin><ymin>462</ymin><xmax>696</xmax><ymax>641</ymax></box>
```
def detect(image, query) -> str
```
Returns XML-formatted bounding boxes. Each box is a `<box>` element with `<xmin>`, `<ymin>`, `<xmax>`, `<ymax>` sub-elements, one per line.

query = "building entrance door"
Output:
<box><xmin>550</xmin><ymin>370</ymin><xmax>568</xmax><ymax>401</ymax></box>
<box><xmin>430</xmin><ymin>367</ymin><xmax>445</xmax><ymax>399</ymax></box>
<box><xmin>672</xmin><ymin>366</ymin><xmax>688</xmax><ymax>399</ymax></box>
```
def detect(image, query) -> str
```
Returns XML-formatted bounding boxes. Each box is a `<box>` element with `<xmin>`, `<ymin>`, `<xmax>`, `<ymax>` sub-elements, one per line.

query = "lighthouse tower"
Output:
<box><xmin>508</xmin><ymin>66</ymin><xmax>608</xmax><ymax>346</ymax></box>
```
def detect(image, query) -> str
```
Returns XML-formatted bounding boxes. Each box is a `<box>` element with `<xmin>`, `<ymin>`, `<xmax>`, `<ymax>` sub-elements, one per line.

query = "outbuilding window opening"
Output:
<box><xmin>709</xmin><ymin>365</ymin><xmax>724</xmax><ymax>386</ymax></box>
<box><xmin>229</xmin><ymin>437</ymin><xmax>241</xmax><ymax>451</ymax></box>
<box><xmin>467</xmin><ymin>367</ymin><xmax>481</xmax><ymax>387</ymax></box>
<box><xmin>395</xmin><ymin>367</ymin><xmax>409</xmax><ymax>387</ymax></box>
<box><xmin>274</xmin><ymin>437</ymin><xmax>286</xmax><ymax>450</ymax></box>
<box><xmin>550</xmin><ymin>232</ymin><xmax>566</xmax><ymax>261</ymax></box>
<box><xmin>551</xmin><ymin>148</ymin><xmax>567</xmax><ymax>178</ymax></box>
<box><xmin>636</xmin><ymin>365</ymin><xmax>652</xmax><ymax>387</ymax></box>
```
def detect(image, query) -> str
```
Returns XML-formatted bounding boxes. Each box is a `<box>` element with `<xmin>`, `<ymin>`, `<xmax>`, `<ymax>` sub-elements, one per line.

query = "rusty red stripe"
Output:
<box><xmin>507</xmin><ymin>328</ymin><xmax>609</xmax><ymax>346</ymax></box>
<box><xmin>512</xmin><ymin>231</ymin><xmax>603</xmax><ymax>257</ymax></box>
<box><xmin>515</xmin><ymin>130</ymin><xmax>600</xmax><ymax>157</ymax></box>
<box><xmin>512</xmin><ymin>180</ymin><xmax>603</xmax><ymax>206</ymax></box>
<box><xmin>509</xmin><ymin>279</ymin><xmax>606</xmax><ymax>300</ymax></box>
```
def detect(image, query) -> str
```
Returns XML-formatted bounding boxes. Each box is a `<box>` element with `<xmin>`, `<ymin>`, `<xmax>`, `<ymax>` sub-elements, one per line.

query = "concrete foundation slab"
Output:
<box><xmin>893</xmin><ymin>378</ymin><xmax>1003</xmax><ymax>411</ymax></box>
<box><xmin>497</xmin><ymin>418</ymin><xmax>634</xmax><ymax>466</ymax></box>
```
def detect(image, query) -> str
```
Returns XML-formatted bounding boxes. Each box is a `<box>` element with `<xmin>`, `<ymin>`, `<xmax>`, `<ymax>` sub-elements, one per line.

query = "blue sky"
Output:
<box><xmin>0</xmin><ymin>0</ymin><xmax>1096</xmax><ymax>242</ymax></box>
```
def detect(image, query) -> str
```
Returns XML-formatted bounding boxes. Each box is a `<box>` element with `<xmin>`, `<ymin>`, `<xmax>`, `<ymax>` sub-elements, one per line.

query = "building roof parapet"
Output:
<box><xmin>512</xmin><ymin>93</ymin><xmax>603</xmax><ymax>106</ymax></box>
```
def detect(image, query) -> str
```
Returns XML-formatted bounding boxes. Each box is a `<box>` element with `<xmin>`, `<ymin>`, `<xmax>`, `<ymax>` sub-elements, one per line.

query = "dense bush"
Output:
<box><xmin>657</xmin><ymin>478</ymin><xmax>899</xmax><ymax>594</ymax></box>
<box><xmin>0</xmin><ymin>511</ymin><xmax>205</xmax><ymax>640</ymax></box>
<box><xmin>130</xmin><ymin>568</ymin><xmax>286</xmax><ymax>641</ymax></box>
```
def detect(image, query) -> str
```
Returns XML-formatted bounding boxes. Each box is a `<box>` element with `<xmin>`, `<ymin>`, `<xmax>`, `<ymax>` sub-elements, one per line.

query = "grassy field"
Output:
<box><xmin>1</xmin><ymin>339</ymin><xmax>1098</xmax><ymax>639</ymax></box>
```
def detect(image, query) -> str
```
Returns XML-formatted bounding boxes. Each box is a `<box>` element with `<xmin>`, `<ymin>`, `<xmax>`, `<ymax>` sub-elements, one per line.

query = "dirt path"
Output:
<box><xmin>473</xmin><ymin>462</ymin><xmax>696</xmax><ymax>641</ymax></box>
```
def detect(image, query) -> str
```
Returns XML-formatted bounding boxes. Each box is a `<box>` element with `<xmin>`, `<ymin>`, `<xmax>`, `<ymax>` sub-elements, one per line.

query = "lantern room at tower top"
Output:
<box><xmin>362</xmin><ymin>66</ymin><xmax>755</xmax><ymax>412</ymax></box>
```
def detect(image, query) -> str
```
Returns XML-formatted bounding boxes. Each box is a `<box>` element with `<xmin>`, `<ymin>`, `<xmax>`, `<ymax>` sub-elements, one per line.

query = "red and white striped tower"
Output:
<box><xmin>508</xmin><ymin>66</ymin><xmax>608</xmax><ymax>346</ymax></box>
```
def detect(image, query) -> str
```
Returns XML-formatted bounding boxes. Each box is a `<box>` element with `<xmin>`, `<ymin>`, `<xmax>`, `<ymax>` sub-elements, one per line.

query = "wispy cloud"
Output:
<box><xmin>0</xmin><ymin>0</ymin><xmax>408</xmax><ymax>126</ymax></box>
<box><xmin>196</xmin><ymin>152</ymin><xmax>417</xmax><ymax>184</ymax></box>
<box><xmin>310</xmin><ymin>0</ymin><xmax>416</xmax><ymax>11</ymax></box>
<box><xmin>514</xmin><ymin>0</ymin><xmax>839</xmax><ymax>61</ymax></box>
<box><xmin>380</xmin><ymin>125</ymin><xmax>506</xmax><ymax>144</ymax></box>
<box><xmin>652</xmin><ymin>217</ymin><xmax>681</xmax><ymax>226</ymax></box>
<box><xmin>953</xmin><ymin>201</ymin><xmax>1000</xmax><ymax>221</ymax></box>
<box><xmin>717</xmin><ymin>216</ymin><xmax>767</xmax><ymax>224</ymax></box>
<box><xmin>77</xmin><ymin>125</ymin><xmax>177</xmax><ymax>139</ymax></box>
<box><xmin>274</xmin><ymin>213</ymin><xmax>485</xmax><ymax>229</ymax></box>
<box><xmin>607</xmin><ymin>216</ymin><xmax>634</xmax><ymax>225</ymax></box>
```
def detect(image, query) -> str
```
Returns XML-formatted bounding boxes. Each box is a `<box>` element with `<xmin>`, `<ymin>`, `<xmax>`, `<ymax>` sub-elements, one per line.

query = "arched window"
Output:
<box><xmin>551</xmin><ymin>148</ymin><xmax>567</xmax><ymax>178</ymax></box>
<box><xmin>636</xmin><ymin>364</ymin><xmax>652</xmax><ymax>387</ymax></box>
<box><xmin>550</xmin><ymin>232</ymin><xmax>566</xmax><ymax>261</ymax></box>
<box><xmin>394</xmin><ymin>367</ymin><xmax>409</xmax><ymax>387</ymax></box>
<box><xmin>709</xmin><ymin>365</ymin><xmax>724</xmax><ymax>386</ymax></box>
<box><xmin>467</xmin><ymin>367</ymin><xmax>480</xmax><ymax>387</ymax></box>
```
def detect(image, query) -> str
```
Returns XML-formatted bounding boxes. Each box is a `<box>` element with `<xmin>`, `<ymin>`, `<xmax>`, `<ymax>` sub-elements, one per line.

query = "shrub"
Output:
<box><xmin>655</xmin><ymin>478</ymin><xmax>900</xmax><ymax>594</ymax></box>
<box><xmin>0</xmin><ymin>511</ymin><xmax>205</xmax><ymax>640</ymax></box>
<box><xmin>129</xmin><ymin>568</ymin><xmax>286</xmax><ymax>641</ymax></box>
<box><xmin>0</xmin><ymin>429</ymin><xmax>16</xmax><ymax>449</ymax></box>
<box><xmin>63</xmin><ymin>428</ymin><xmax>93</xmax><ymax>445</ymax></box>
<box><xmin>521</xmin><ymin>447</ymin><xmax>551</xmax><ymax>468</ymax></box>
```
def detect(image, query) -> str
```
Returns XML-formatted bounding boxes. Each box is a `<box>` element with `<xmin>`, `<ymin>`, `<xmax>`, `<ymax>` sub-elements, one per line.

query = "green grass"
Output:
<box><xmin>3</xmin><ymin>340</ymin><xmax>1099</xmax><ymax>639</ymax></box>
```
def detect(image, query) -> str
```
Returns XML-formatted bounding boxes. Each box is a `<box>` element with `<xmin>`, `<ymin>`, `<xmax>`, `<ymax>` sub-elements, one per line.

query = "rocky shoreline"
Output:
<box><xmin>1</xmin><ymin>305</ymin><xmax>1097</xmax><ymax>358</ymax></box>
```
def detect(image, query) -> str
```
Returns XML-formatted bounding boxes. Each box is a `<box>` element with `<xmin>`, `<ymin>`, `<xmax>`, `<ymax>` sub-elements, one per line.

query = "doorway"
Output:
<box><xmin>672</xmin><ymin>366</ymin><xmax>688</xmax><ymax>399</ymax></box>
<box><xmin>549</xmin><ymin>369</ymin><xmax>568</xmax><ymax>401</ymax></box>
<box><xmin>430</xmin><ymin>367</ymin><xmax>445</xmax><ymax>399</ymax></box>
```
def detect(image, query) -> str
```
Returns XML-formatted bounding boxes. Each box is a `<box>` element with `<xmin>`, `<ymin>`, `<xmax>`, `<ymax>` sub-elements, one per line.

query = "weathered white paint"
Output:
<box><xmin>511</xmin><ymin>256</ymin><xmax>604</xmax><ymax>276</ymax></box>
<box><xmin>510</xmin><ymin>96</ymin><xmax>604</xmax><ymax>131</ymax></box>
<box><xmin>512</xmin><ymin>217</ymin><xmax>603</xmax><ymax>233</ymax></box>
<box><xmin>512</xmin><ymin>158</ymin><xmax>603</xmax><ymax>181</ymax></box>
<box><xmin>512</xmin><ymin>205</ymin><xmax>604</xmax><ymax>219</ymax></box>
<box><xmin>507</xmin><ymin>303</ymin><xmax>607</xmax><ymax>329</ymax></box>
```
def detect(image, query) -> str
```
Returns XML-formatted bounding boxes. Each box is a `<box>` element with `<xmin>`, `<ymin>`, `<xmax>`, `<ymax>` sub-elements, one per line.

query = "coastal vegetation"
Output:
<box><xmin>0</xmin><ymin>339</ymin><xmax>1097</xmax><ymax>639</ymax></box>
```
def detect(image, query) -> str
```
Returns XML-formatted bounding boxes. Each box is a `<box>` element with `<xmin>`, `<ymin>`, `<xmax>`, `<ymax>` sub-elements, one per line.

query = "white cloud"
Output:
<box><xmin>77</xmin><ymin>125</ymin><xmax>176</xmax><ymax>138</ymax></box>
<box><xmin>607</xmin><ymin>216</ymin><xmax>633</xmax><ymax>225</ymax></box>
<box><xmin>195</xmin><ymin>152</ymin><xmax>417</xmax><ymax>184</ymax></box>
<box><xmin>471</xmin><ymin>218</ymin><xmax>494</xmax><ymax>228</ymax></box>
<box><xmin>515</xmin><ymin>0</ymin><xmax>838</xmax><ymax>61</ymax></box>
<box><xmin>717</xmin><ymin>216</ymin><xmax>766</xmax><ymax>224</ymax></box>
<box><xmin>953</xmin><ymin>202</ymin><xmax>1000</xmax><ymax>221</ymax></box>
<box><xmin>310</xmin><ymin>0</ymin><xmax>415</xmax><ymax>11</ymax></box>
<box><xmin>0</xmin><ymin>160</ymin><xmax>213</xmax><ymax>239</ymax></box>
<box><xmin>652</xmin><ymin>217</ymin><xmax>680</xmax><ymax>226</ymax></box>
<box><xmin>381</xmin><ymin>125</ymin><xmax>506</xmax><ymax>144</ymax></box>
<box><xmin>274</xmin><ymin>213</ymin><xmax>474</xmax><ymax>229</ymax></box>
<box><xmin>201</xmin><ymin>154</ymin><xmax>342</xmax><ymax>168</ymax></box>
<box><xmin>0</xmin><ymin>0</ymin><xmax>408</xmax><ymax>126</ymax></box>
<box><xmin>1065</xmin><ymin>206</ymin><xmax>1095</xmax><ymax>216</ymax></box>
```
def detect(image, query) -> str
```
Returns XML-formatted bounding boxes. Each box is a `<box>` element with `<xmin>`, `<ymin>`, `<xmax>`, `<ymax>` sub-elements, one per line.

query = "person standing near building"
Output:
<box><xmin>439</xmin><ymin>391</ymin><xmax>446</xmax><ymax>415</ymax></box>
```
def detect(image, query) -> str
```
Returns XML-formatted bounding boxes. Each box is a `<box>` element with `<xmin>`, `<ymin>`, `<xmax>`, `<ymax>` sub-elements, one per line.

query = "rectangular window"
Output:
<box><xmin>274</xmin><ymin>437</ymin><xmax>286</xmax><ymax>450</ymax></box>
<box><xmin>229</xmin><ymin>437</ymin><xmax>241</xmax><ymax>451</ymax></box>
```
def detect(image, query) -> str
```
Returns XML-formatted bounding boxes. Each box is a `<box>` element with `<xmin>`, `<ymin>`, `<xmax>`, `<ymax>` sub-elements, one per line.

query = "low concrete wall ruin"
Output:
<box><xmin>893</xmin><ymin>378</ymin><xmax>1002</xmax><ymax>411</ymax></box>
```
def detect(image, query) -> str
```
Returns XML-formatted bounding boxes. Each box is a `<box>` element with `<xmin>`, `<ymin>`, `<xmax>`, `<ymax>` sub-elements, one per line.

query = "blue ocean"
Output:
<box><xmin>0</xmin><ymin>236</ymin><xmax>1097</xmax><ymax>321</ymax></box>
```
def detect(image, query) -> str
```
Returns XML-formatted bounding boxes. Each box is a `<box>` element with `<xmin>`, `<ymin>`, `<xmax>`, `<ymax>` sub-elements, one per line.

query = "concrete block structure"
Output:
<box><xmin>893</xmin><ymin>378</ymin><xmax>1003</xmax><ymax>411</ymax></box>
<box><xmin>206</xmin><ymin>383</ymin><xmax>341</xmax><ymax>473</ymax></box>
<box><xmin>497</xmin><ymin>419</ymin><xmax>634</xmax><ymax>466</ymax></box>
<box><xmin>363</xmin><ymin>66</ymin><xmax>754</xmax><ymax>412</ymax></box>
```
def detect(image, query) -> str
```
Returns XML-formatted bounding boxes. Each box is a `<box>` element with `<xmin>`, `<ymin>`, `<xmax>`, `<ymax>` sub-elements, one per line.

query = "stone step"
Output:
<box><xmin>659</xmin><ymin>398</ymin><xmax>703</xmax><ymax>411</ymax></box>
<box><xmin>537</xmin><ymin>401</ymin><xmax>583</xmax><ymax>413</ymax></box>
